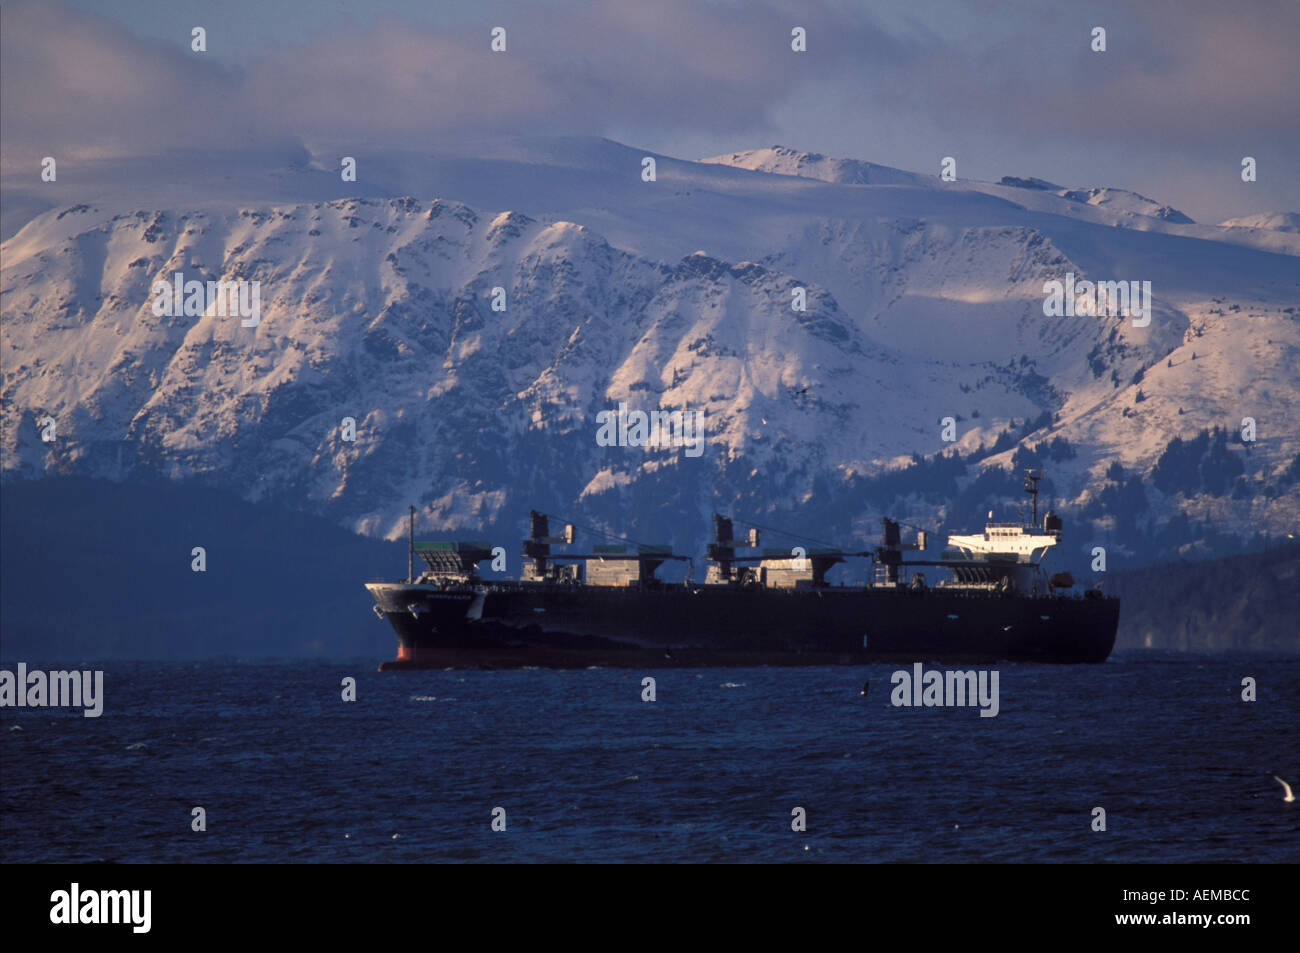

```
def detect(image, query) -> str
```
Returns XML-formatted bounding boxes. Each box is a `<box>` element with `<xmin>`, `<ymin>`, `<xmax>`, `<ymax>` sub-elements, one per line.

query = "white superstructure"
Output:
<box><xmin>946</xmin><ymin>519</ymin><xmax>1060</xmax><ymax>564</ymax></box>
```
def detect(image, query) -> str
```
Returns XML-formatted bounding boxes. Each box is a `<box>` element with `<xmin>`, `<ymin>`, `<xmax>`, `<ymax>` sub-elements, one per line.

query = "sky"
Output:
<box><xmin>3</xmin><ymin>0</ymin><xmax>1298</xmax><ymax>223</ymax></box>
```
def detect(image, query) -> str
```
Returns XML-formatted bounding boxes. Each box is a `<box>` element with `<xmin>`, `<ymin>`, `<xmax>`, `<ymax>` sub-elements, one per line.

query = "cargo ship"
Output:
<box><xmin>367</xmin><ymin>472</ymin><xmax>1119</xmax><ymax>668</ymax></box>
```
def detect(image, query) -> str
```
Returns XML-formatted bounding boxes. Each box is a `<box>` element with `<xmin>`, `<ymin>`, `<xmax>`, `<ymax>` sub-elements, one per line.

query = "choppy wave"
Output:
<box><xmin>2</xmin><ymin>657</ymin><xmax>1296</xmax><ymax>863</ymax></box>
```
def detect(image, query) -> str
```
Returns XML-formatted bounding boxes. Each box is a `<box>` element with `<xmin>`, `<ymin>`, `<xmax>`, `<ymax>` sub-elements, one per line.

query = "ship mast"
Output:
<box><xmin>408</xmin><ymin>505</ymin><xmax>415</xmax><ymax>583</ymax></box>
<box><xmin>1024</xmin><ymin>469</ymin><xmax>1042</xmax><ymax>526</ymax></box>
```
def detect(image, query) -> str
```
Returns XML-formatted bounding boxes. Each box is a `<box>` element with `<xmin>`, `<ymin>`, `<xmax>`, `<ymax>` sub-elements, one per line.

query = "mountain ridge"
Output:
<box><xmin>3</xmin><ymin>137</ymin><xmax>1298</xmax><ymax>565</ymax></box>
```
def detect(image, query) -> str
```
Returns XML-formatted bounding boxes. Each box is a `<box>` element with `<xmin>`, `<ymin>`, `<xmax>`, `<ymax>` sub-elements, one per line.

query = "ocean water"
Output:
<box><xmin>1</xmin><ymin>655</ymin><xmax>1297</xmax><ymax>863</ymax></box>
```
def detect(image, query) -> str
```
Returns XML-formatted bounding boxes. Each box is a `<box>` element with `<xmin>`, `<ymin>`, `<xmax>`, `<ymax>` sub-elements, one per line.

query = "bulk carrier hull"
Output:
<box><xmin>368</xmin><ymin>489</ymin><xmax>1120</xmax><ymax>669</ymax></box>
<box><xmin>367</xmin><ymin>581</ymin><xmax>1120</xmax><ymax>669</ymax></box>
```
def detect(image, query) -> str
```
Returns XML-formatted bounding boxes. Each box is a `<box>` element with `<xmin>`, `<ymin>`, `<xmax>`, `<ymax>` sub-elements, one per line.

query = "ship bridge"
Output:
<box><xmin>947</xmin><ymin>471</ymin><xmax>1063</xmax><ymax>565</ymax></box>
<box><xmin>946</xmin><ymin>520</ymin><xmax>1060</xmax><ymax>564</ymax></box>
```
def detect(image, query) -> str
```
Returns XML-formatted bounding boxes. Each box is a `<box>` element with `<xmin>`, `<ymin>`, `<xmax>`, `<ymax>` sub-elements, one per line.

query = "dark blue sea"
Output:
<box><xmin>2</xmin><ymin>655</ymin><xmax>1297</xmax><ymax>863</ymax></box>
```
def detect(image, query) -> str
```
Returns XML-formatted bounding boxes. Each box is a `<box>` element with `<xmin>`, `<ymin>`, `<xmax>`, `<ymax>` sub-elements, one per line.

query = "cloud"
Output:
<box><xmin>952</xmin><ymin>1</ymin><xmax>1300</xmax><ymax>149</ymax></box>
<box><xmin>1</xmin><ymin>2</ymin><xmax>268</xmax><ymax>161</ymax></box>
<box><xmin>2</xmin><ymin>0</ymin><xmax>1296</xmax><ymax>206</ymax></box>
<box><xmin>2</xmin><ymin>0</ymin><xmax>908</xmax><ymax>161</ymax></box>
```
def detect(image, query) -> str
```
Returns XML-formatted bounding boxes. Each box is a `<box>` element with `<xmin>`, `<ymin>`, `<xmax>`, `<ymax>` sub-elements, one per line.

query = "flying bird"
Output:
<box><xmin>1274</xmin><ymin>776</ymin><xmax>1295</xmax><ymax>802</ymax></box>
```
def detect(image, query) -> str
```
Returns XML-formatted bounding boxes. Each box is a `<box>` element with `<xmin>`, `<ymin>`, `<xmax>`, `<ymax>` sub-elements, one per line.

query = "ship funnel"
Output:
<box><xmin>708</xmin><ymin>514</ymin><xmax>736</xmax><ymax>580</ymax></box>
<box><xmin>712</xmin><ymin>514</ymin><xmax>733</xmax><ymax>544</ymax></box>
<box><xmin>564</xmin><ymin>523</ymin><xmax>575</xmax><ymax>544</ymax></box>
<box><xmin>747</xmin><ymin>528</ymin><xmax>760</xmax><ymax>547</ymax></box>
<box><xmin>877</xmin><ymin>518</ymin><xmax>902</xmax><ymax>585</ymax></box>
<box><xmin>523</xmin><ymin>510</ymin><xmax>551</xmax><ymax>579</ymax></box>
<box><xmin>1044</xmin><ymin>510</ymin><xmax>1062</xmax><ymax>535</ymax></box>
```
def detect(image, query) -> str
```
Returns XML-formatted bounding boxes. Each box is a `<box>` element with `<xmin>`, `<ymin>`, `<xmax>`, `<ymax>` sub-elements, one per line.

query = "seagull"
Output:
<box><xmin>1274</xmin><ymin>776</ymin><xmax>1295</xmax><ymax>802</ymax></box>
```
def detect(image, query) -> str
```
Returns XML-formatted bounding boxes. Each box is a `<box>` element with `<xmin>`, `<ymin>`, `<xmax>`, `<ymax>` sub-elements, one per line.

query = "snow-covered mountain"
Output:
<box><xmin>700</xmin><ymin>145</ymin><xmax>933</xmax><ymax>187</ymax></box>
<box><xmin>1218</xmin><ymin>211</ymin><xmax>1300</xmax><ymax>232</ymax></box>
<box><xmin>2</xmin><ymin>138</ymin><xmax>1298</xmax><ymax>566</ymax></box>
<box><xmin>997</xmin><ymin>177</ymin><xmax>1195</xmax><ymax>224</ymax></box>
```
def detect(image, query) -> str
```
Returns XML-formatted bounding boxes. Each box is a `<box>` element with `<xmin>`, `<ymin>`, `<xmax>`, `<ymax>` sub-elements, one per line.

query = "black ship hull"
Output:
<box><xmin>367</xmin><ymin>582</ymin><xmax>1120</xmax><ymax>669</ymax></box>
